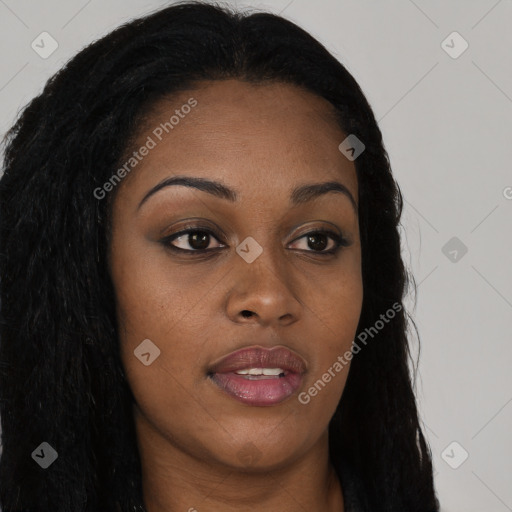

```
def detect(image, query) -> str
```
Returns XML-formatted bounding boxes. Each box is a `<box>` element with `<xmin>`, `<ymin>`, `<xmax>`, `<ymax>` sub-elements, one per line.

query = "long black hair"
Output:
<box><xmin>0</xmin><ymin>2</ymin><xmax>439</xmax><ymax>510</ymax></box>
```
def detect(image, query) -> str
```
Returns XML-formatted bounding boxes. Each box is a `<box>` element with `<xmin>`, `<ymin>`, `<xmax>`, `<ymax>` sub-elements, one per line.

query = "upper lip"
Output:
<box><xmin>208</xmin><ymin>345</ymin><xmax>307</xmax><ymax>375</ymax></box>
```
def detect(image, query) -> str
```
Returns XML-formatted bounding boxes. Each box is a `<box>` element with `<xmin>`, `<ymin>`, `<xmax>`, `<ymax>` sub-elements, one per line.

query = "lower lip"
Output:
<box><xmin>209</xmin><ymin>372</ymin><xmax>303</xmax><ymax>406</ymax></box>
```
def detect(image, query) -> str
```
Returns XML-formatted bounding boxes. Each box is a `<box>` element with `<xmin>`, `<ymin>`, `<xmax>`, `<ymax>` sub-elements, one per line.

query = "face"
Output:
<box><xmin>108</xmin><ymin>79</ymin><xmax>363</xmax><ymax>471</ymax></box>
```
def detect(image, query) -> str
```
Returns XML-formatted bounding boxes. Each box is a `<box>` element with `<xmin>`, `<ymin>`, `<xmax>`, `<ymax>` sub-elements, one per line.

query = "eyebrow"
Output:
<box><xmin>137</xmin><ymin>175</ymin><xmax>358</xmax><ymax>213</ymax></box>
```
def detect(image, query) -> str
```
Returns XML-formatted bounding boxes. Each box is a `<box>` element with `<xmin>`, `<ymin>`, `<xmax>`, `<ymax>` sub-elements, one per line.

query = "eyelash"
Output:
<box><xmin>161</xmin><ymin>226</ymin><xmax>350</xmax><ymax>256</ymax></box>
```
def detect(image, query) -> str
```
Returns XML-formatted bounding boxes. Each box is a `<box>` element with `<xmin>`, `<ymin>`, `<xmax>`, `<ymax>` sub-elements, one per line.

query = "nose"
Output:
<box><xmin>225</xmin><ymin>244</ymin><xmax>302</xmax><ymax>327</ymax></box>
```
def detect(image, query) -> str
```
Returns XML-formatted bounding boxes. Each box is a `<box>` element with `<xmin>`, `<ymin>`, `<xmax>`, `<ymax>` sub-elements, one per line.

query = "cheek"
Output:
<box><xmin>300</xmin><ymin>248</ymin><xmax>363</xmax><ymax>346</ymax></box>
<box><xmin>109</xmin><ymin>241</ymin><xmax>195</xmax><ymax>405</ymax></box>
<box><xmin>296</xmin><ymin>254</ymin><xmax>363</xmax><ymax>413</ymax></box>
<box><xmin>114</xmin><ymin>267</ymin><xmax>206</xmax><ymax>441</ymax></box>
<box><xmin>113</xmin><ymin>263</ymin><xmax>203</xmax><ymax>384</ymax></box>
<box><xmin>111</xmin><ymin>236</ymin><xmax>196</xmax><ymax>340</ymax></box>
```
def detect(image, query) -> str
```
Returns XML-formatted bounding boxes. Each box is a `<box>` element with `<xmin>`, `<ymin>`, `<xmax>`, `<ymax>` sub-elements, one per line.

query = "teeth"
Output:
<box><xmin>235</xmin><ymin>368</ymin><xmax>285</xmax><ymax>376</ymax></box>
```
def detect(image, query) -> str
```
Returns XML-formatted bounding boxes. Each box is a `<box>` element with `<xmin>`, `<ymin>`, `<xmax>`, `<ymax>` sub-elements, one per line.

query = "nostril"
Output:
<box><xmin>241</xmin><ymin>310</ymin><xmax>253</xmax><ymax>318</ymax></box>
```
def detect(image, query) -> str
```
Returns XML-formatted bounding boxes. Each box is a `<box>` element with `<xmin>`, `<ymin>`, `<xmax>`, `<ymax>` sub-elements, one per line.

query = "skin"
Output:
<box><xmin>108</xmin><ymin>79</ymin><xmax>363</xmax><ymax>512</ymax></box>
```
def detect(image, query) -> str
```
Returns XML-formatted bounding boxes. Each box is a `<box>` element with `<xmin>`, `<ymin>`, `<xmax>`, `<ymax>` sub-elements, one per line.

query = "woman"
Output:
<box><xmin>0</xmin><ymin>1</ymin><xmax>440</xmax><ymax>511</ymax></box>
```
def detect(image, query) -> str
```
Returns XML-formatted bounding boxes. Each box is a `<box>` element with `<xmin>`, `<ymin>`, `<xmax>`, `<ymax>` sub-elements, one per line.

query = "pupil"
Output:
<box><xmin>190</xmin><ymin>232</ymin><xmax>209</xmax><ymax>250</ymax></box>
<box><xmin>308</xmin><ymin>233</ymin><xmax>327</xmax><ymax>251</ymax></box>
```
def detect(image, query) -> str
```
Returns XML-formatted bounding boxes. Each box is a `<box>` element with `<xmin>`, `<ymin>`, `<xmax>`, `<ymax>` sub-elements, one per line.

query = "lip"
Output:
<box><xmin>207</xmin><ymin>345</ymin><xmax>307</xmax><ymax>407</ymax></box>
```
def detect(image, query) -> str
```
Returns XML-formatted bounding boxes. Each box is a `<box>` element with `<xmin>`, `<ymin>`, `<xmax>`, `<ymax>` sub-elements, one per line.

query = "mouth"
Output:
<box><xmin>207</xmin><ymin>345</ymin><xmax>307</xmax><ymax>407</ymax></box>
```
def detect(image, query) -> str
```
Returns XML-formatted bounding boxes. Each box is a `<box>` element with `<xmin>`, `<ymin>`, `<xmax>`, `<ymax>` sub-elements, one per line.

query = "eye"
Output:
<box><xmin>162</xmin><ymin>228</ymin><xmax>224</xmax><ymax>253</ymax></box>
<box><xmin>290</xmin><ymin>230</ymin><xmax>349</xmax><ymax>255</ymax></box>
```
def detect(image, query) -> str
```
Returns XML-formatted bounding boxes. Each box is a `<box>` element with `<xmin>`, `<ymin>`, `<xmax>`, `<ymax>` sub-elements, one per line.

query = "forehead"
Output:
<box><xmin>116</xmin><ymin>79</ymin><xmax>357</xmax><ymax>204</ymax></box>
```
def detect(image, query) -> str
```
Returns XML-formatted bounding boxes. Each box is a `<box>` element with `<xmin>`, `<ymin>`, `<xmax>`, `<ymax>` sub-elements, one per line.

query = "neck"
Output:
<box><xmin>134</xmin><ymin>407</ymin><xmax>344</xmax><ymax>512</ymax></box>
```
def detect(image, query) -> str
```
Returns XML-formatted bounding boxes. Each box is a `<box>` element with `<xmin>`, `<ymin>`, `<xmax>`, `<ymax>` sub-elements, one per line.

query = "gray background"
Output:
<box><xmin>0</xmin><ymin>1</ymin><xmax>511</xmax><ymax>511</ymax></box>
